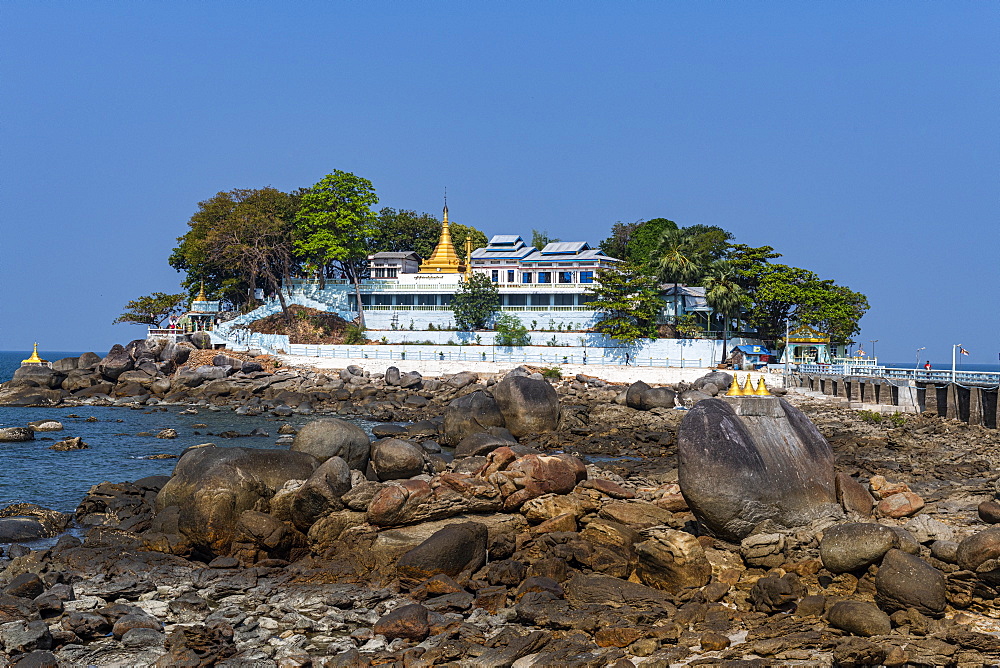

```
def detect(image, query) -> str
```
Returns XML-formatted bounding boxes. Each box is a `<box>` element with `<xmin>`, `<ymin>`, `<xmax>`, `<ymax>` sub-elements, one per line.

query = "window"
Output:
<box><xmin>558</xmin><ymin>271</ymin><xmax>573</xmax><ymax>284</ymax></box>
<box><xmin>491</xmin><ymin>270</ymin><xmax>499</xmax><ymax>282</ymax></box>
<box><xmin>440</xmin><ymin>294</ymin><xmax>452</xmax><ymax>305</ymax></box>
<box><xmin>531</xmin><ymin>294</ymin><xmax>550</xmax><ymax>306</ymax></box>
<box><xmin>506</xmin><ymin>294</ymin><xmax>526</xmax><ymax>306</ymax></box>
<box><xmin>387</xmin><ymin>268</ymin><xmax>397</xmax><ymax>278</ymax></box>
<box><xmin>507</xmin><ymin>269</ymin><xmax>515</xmax><ymax>283</ymax></box>
<box><xmin>374</xmin><ymin>295</ymin><xmax>392</xmax><ymax>306</ymax></box>
<box><xmin>522</xmin><ymin>272</ymin><xmax>532</xmax><ymax>284</ymax></box>
<box><xmin>555</xmin><ymin>294</ymin><xmax>575</xmax><ymax>306</ymax></box>
<box><xmin>417</xmin><ymin>295</ymin><xmax>436</xmax><ymax>306</ymax></box>
<box><xmin>395</xmin><ymin>295</ymin><xmax>413</xmax><ymax>306</ymax></box>
<box><xmin>579</xmin><ymin>271</ymin><xmax>594</xmax><ymax>283</ymax></box>
<box><xmin>538</xmin><ymin>272</ymin><xmax>552</xmax><ymax>284</ymax></box>
<box><xmin>490</xmin><ymin>260</ymin><xmax>501</xmax><ymax>265</ymax></box>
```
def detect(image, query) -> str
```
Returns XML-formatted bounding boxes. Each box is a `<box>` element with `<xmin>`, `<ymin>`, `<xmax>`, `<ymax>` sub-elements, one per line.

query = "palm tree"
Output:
<box><xmin>656</xmin><ymin>228</ymin><xmax>702</xmax><ymax>324</ymax></box>
<box><xmin>703</xmin><ymin>260</ymin><xmax>745</xmax><ymax>362</ymax></box>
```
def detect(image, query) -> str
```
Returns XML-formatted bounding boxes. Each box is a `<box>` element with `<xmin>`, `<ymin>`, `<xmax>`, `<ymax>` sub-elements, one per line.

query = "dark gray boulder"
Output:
<box><xmin>290</xmin><ymin>456</ymin><xmax>352</xmax><ymax>531</ymax></box>
<box><xmin>956</xmin><ymin>526</ymin><xmax>1000</xmax><ymax>583</ymax></box>
<box><xmin>10</xmin><ymin>366</ymin><xmax>63</xmax><ymax>389</ymax></box>
<box><xmin>692</xmin><ymin>371</ymin><xmax>733</xmax><ymax>394</ymax></box>
<box><xmin>290</xmin><ymin>418</ymin><xmax>371</xmax><ymax>470</ymax></box>
<box><xmin>190</xmin><ymin>331</ymin><xmax>212</xmax><ymax>349</ymax></box>
<box><xmin>0</xmin><ymin>427</ymin><xmax>35</xmax><ymax>442</ymax></box>
<box><xmin>874</xmin><ymin>549</ymin><xmax>946</xmax><ymax>617</ymax></box>
<box><xmin>446</xmin><ymin>371</ymin><xmax>479</xmax><ymax>389</ymax></box>
<box><xmin>77</xmin><ymin>352</ymin><xmax>102</xmax><ymax>370</ymax></box>
<box><xmin>679</xmin><ymin>389</ymin><xmax>713</xmax><ymax>406</ymax></box>
<box><xmin>625</xmin><ymin>381</ymin><xmax>651</xmax><ymax>409</ymax></box>
<box><xmin>51</xmin><ymin>357</ymin><xmax>79</xmax><ymax>373</ymax></box>
<box><xmin>154</xmin><ymin>446</ymin><xmax>318</xmax><ymax>557</ymax></box>
<box><xmin>396</xmin><ymin>522</ymin><xmax>488</xmax><ymax>583</ymax></box>
<box><xmin>370</xmin><ymin>439</ymin><xmax>425</xmax><ymax>481</ymax></box>
<box><xmin>827</xmin><ymin>601</ymin><xmax>891</xmax><ymax>637</ymax></box>
<box><xmin>158</xmin><ymin>342</ymin><xmax>191</xmax><ymax>365</ymax></box>
<box><xmin>491</xmin><ymin>375</ymin><xmax>559</xmax><ymax>439</ymax></box>
<box><xmin>441</xmin><ymin>390</ymin><xmax>506</xmax><ymax>446</ymax></box>
<box><xmin>677</xmin><ymin>397</ymin><xmax>839</xmax><ymax>541</ymax></box>
<box><xmin>98</xmin><ymin>344</ymin><xmax>134</xmax><ymax>381</ymax></box>
<box><xmin>820</xmin><ymin>523</ymin><xmax>900</xmax><ymax>573</ymax></box>
<box><xmin>399</xmin><ymin>371</ymin><xmax>423</xmax><ymax>389</ymax></box>
<box><xmin>454</xmin><ymin>432</ymin><xmax>516</xmax><ymax>458</ymax></box>
<box><xmin>639</xmin><ymin>387</ymin><xmax>676</xmax><ymax>410</ymax></box>
<box><xmin>384</xmin><ymin>366</ymin><xmax>401</xmax><ymax>386</ymax></box>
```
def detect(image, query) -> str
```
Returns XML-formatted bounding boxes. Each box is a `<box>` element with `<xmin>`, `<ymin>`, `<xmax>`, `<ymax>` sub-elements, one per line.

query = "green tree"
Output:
<box><xmin>625</xmin><ymin>217</ymin><xmax>678</xmax><ymax>267</ymax></box>
<box><xmin>370</xmin><ymin>208</ymin><xmax>488</xmax><ymax>263</ymax></box>
<box><xmin>657</xmin><ymin>228</ymin><xmax>704</xmax><ymax>323</ymax></box>
<box><xmin>295</xmin><ymin>171</ymin><xmax>379</xmax><ymax>326</ymax></box>
<box><xmin>587</xmin><ymin>263</ymin><xmax>662</xmax><ymax>343</ymax></box>
<box><xmin>703</xmin><ymin>260</ymin><xmax>746</xmax><ymax>360</ymax></box>
<box><xmin>169</xmin><ymin>187</ymin><xmax>300</xmax><ymax>311</ymax></box>
<box><xmin>450</xmin><ymin>273</ymin><xmax>501</xmax><ymax>330</ymax></box>
<box><xmin>494</xmin><ymin>313</ymin><xmax>531</xmax><ymax>346</ymax></box>
<box><xmin>113</xmin><ymin>292</ymin><xmax>188</xmax><ymax>327</ymax></box>
<box><xmin>599</xmin><ymin>221</ymin><xmax>639</xmax><ymax>260</ymax></box>
<box><xmin>531</xmin><ymin>229</ymin><xmax>559</xmax><ymax>249</ymax></box>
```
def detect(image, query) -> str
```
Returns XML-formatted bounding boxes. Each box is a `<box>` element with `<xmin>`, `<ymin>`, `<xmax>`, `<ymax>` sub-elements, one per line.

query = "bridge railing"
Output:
<box><xmin>796</xmin><ymin>364</ymin><xmax>1000</xmax><ymax>388</ymax></box>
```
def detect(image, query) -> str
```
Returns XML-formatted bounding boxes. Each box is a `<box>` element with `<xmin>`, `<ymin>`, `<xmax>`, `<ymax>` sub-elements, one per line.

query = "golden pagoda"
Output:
<box><xmin>21</xmin><ymin>342</ymin><xmax>48</xmax><ymax>366</ymax></box>
<box><xmin>418</xmin><ymin>203</ymin><xmax>465</xmax><ymax>274</ymax></box>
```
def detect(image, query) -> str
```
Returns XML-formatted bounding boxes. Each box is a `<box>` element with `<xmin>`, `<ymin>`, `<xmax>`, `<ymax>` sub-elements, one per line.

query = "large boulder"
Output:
<box><xmin>154</xmin><ymin>446</ymin><xmax>318</xmax><ymax>557</ymax></box>
<box><xmin>0</xmin><ymin>504</ymin><xmax>69</xmax><ymax>542</ymax></box>
<box><xmin>0</xmin><ymin>427</ymin><xmax>35</xmax><ymax>442</ymax></box>
<box><xmin>190</xmin><ymin>332</ymin><xmax>212</xmax><ymax>350</ymax></box>
<box><xmin>454</xmin><ymin>432</ymin><xmax>515</xmax><ymax>458</ymax></box>
<box><xmin>290</xmin><ymin>418</ymin><xmax>371</xmax><ymax>470</ymax></box>
<box><xmin>956</xmin><ymin>526</ymin><xmax>1000</xmax><ymax>583</ymax></box>
<box><xmin>874</xmin><ymin>549</ymin><xmax>946</xmax><ymax>617</ymax></box>
<box><xmin>441</xmin><ymin>390</ymin><xmax>507</xmax><ymax>446</ymax></box>
<box><xmin>639</xmin><ymin>387</ymin><xmax>676</xmax><ymax>410</ymax></box>
<box><xmin>491</xmin><ymin>375</ymin><xmax>560</xmax><ymax>439</ymax></box>
<box><xmin>820</xmin><ymin>523</ymin><xmax>901</xmax><ymax>573</ymax></box>
<box><xmin>625</xmin><ymin>381</ymin><xmax>651</xmax><ymax>409</ymax></box>
<box><xmin>77</xmin><ymin>352</ymin><xmax>102</xmax><ymax>370</ymax></box>
<box><xmin>692</xmin><ymin>371</ymin><xmax>733</xmax><ymax>394</ymax></box>
<box><xmin>370</xmin><ymin>439</ymin><xmax>425</xmax><ymax>481</ymax></box>
<box><xmin>98</xmin><ymin>344</ymin><xmax>135</xmax><ymax>381</ymax></box>
<box><xmin>158</xmin><ymin>342</ymin><xmax>191</xmax><ymax>365</ymax></box>
<box><xmin>677</xmin><ymin>397</ymin><xmax>839</xmax><ymax>541</ymax></box>
<box><xmin>396</xmin><ymin>522</ymin><xmax>488</xmax><ymax>583</ymax></box>
<box><xmin>10</xmin><ymin>365</ymin><xmax>63</xmax><ymax>389</ymax></box>
<box><xmin>635</xmin><ymin>527</ymin><xmax>712</xmax><ymax>592</ymax></box>
<box><xmin>289</xmin><ymin>456</ymin><xmax>353</xmax><ymax>532</ymax></box>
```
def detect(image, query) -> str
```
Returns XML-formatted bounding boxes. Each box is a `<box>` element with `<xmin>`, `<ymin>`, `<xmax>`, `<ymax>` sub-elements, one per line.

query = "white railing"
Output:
<box><xmin>797</xmin><ymin>364</ymin><xmax>1000</xmax><ymax>388</ymax></box>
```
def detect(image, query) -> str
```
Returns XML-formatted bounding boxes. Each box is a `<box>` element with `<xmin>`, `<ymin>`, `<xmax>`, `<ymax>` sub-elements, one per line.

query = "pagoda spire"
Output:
<box><xmin>417</xmin><ymin>194</ymin><xmax>464</xmax><ymax>274</ymax></box>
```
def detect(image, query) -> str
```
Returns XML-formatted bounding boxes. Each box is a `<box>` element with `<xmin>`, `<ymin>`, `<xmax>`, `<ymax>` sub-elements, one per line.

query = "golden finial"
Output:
<box><xmin>725</xmin><ymin>374</ymin><xmax>742</xmax><ymax>396</ymax></box>
<box><xmin>739</xmin><ymin>375</ymin><xmax>752</xmax><ymax>396</ymax></box>
<box><xmin>22</xmin><ymin>342</ymin><xmax>47</xmax><ymax>366</ymax></box>
<box><xmin>418</xmin><ymin>193</ymin><xmax>462</xmax><ymax>274</ymax></box>
<box><xmin>753</xmin><ymin>377</ymin><xmax>771</xmax><ymax>396</ymax></box>
<box><xmin>195</xmin><ymin>281</ymin><xmax>207</xmax><ymax>302</ymax></box>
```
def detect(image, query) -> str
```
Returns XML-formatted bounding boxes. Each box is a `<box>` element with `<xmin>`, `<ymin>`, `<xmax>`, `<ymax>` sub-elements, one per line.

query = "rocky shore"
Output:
<box><xmin>2</xmin><ymin>339</ymin><xmax>1000</xmax><ymax>666</ymax></box>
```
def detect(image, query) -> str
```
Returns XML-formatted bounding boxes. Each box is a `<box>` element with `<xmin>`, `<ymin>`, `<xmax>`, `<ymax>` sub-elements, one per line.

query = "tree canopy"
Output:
<box><xmin>113</xmin><ymin>292</ymin><xmax>188</xmax><ymax>327</ymax></box>
<box><xmin>450</xmin><ymin>273</ymin><xmax>501</xmax><ymax>330</ymax></box>
<box><xmin>587</xmin><ymin>263</ymin><xmax>662</xmax><ymax>343</ymax></box>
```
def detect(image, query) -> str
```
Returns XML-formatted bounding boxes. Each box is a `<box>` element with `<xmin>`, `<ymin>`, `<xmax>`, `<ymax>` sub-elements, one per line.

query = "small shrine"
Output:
<box><xmin>20</xmin><ymin>343</ymin><xmax>49</xmax><ymax>367</ymax></box>
<box><xmin>780</xmin><ymin>325</ymin><xmax>832</xmax><ymax>365</ymax></box>
<box><xmin>182</xmin><ymin>283</ymin><xmax>221</xmax><ymax>332</ymax></box>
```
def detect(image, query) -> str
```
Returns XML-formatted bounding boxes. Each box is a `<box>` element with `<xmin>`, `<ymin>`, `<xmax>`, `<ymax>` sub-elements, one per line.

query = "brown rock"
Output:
<box><xmin>978</xmin><ymin>500</ymin><xmax>1000</xmax><ymax>524</ymax></box>
<box><xmin>877</xmin><ymin>492</ymin><xmax>924</xmax><ymax>518</ymax></box>
<box><xmin>533</xmin><ymin>513</ymin><xmax>577</xmax><ymax>534</ymax></box>
<box><xmin>578</xmin><ymin>479</ymin><xmax>635</xmax><ymax>499</ymax></box>
<box><xmin>634</xmin><ymin>527</ymin><xmax>712</xmax><ymax>593</ymax></box>
<box><xmin>473</xmin><ymin>586</ymin><xmax>508</xmax><ymax>614</ymax></box>
<box><xmin>700</xmin><ymin>631</ymin><xmax>731</xmax><ymax>651</ymax></box>
<box><xmin>373</xmin><ymin>604</ymin><xmax>430</xmax><ymax>641</ymax></box>
<box><xmin>599</xmin><ymin>500</ymin><xmax>675</xmax><ymax>529</ymax></box>
<box><xmin>869</xmin><ymin>475</ymin><xmax>910</xmax><ymax>499</ymax></box>
<box><xmin>836</xmin><ymin>472</ymin><xmax>875</xmax><ymax>517</ymax></box>
<box><xmin>595</xmin><ymin>627</ymin><xmax>644</xmax><ymax>648</ymax></box>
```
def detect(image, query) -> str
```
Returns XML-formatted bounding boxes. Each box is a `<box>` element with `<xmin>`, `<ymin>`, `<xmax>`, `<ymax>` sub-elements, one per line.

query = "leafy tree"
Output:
<box><xmin>587</xmin><ymin>263</ymin><xmax>662</xmax><ymax>343</ymax></box>
<box><xmin>113</xmin><ymin>292</ymin><xmax>188</xmax><ymax>327</ymax></box>
<box><xmin>599</xmin><ymin>221</ymin><xmax>639</xmax><ymax>260</ymax></box>
<box><xmin>703</xmin><ymin>260</ymin><xmax>746</xmax><ymax>360</ymax></box>
<box><xmin>531</xmin><ymin>229</ymin><xmax>559</xmax><ymax>249</ymax></box>
<box><xmin>169</xmin><ymin>187</ymin><xmax>300</xmax><ymax>312</ymax></box>
<box><xmin>494</xmin><ymin>313</ymin><xmax>531</xmax><ymax>346</ymax></box>
<box><xmin>295</xmin><ymin>171</ymin><xmax>379</xmax><ymax>326</ymax></box>
<box><xmin>450</xmin><ymin>273</ymin><xmax>501</xmax><ymax>330</ymax></box>
<box><xmin>657</xmin><ymin>228</ymin><xmax>704</xmax><ymax>322</ymax></box>
<box><xmin>625</xmin><ymin>218</ymin><xmax>678</xmax><ymax>267</ymax></box>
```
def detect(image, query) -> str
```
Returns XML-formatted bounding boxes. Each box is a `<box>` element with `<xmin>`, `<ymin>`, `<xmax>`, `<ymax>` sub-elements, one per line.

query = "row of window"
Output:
<box><xmin>488</xmin><ymin>270</ymin><xmax>594</xmax><ymax>284</ymax></box>
<box><xmin>358</xmin><ymin>294</ymin><xmax>595</xmax><ymax>307</ymax></box>
<box><xmin>371</xmin><ymin>268</ymin><xmax>399</xmax><ymax>278</ymax></box>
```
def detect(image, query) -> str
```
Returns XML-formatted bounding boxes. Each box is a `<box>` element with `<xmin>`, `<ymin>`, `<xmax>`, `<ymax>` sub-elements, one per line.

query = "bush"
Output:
<box><xmin>344</xmin><ymin>324</ymin><xmax>366</xmax><ymax>345</ymax></box>
<box><xmin>857</xmin><ymin>410</ymin><xmax>907</xmax><ymax>427</ymax></box>
<box><xmin>540</xmin><ymin>366</ymin><xmax>562</xmax><ymax>380</ymax></box>
<box><xmin>495</xmin><ymin>314</ymin><xmax>531</xmax><ymax>347</ymax></box>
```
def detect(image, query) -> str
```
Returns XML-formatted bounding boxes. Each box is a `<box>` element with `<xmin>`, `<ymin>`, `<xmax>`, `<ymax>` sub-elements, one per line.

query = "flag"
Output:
<box><xmin>960</xmin><ymin>347</ymin><xmax>970</xmax><ymax>356</ymax></box>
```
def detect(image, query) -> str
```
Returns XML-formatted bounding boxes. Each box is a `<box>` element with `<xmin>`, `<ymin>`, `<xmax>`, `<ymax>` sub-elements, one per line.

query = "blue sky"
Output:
<box><xmin>2</xmin><ymin>2</ymin><xmax>997</xmax><ymax>365</ymax></box>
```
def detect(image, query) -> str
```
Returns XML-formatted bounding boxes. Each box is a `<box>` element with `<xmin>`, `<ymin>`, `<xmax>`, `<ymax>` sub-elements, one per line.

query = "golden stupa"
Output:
<box><xmin>725</xmin><ymin>374</ymin><xmax>743</xmax><ymax>396</ymax></box>
<box><xmin>418</xmin><ymin>203</ymin><xmax>465</xmax><ymax>274</ymax></box>
<box><xmin>753</xmin><ymin>377</ymin><xmax>771</xmax><ymax>396</ymax></box>
<box><xmin>21</xmin><ymin>342</ymin><xmax>48</xmax><ymax>366</ymax></box>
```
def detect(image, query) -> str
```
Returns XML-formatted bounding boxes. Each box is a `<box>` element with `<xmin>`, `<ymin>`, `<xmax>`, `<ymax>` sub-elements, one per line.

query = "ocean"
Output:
<box><xmin>0</xmin><ymin>351</ymin><xmax>379</xmax><ymax>525</ymax></box>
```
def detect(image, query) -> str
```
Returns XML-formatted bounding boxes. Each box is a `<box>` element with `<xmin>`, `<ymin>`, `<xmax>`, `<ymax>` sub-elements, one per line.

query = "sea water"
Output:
<box><xmin>0</xmin><ymin>350</ymin><xmax>377</xmax><ymax>514</ymax></box>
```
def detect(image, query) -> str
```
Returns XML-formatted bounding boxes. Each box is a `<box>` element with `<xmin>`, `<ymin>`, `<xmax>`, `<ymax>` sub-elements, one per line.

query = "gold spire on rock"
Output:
<box><xmin>753</xmin><ymin>377</ymin><xmax>771</xmax><ymax>396</ymax></box>
<box><xmin>418</xmin><ymin>200</ymin><xmax>464</xmax><ymax>274</ymax></box>
<box><xmin>725</xmin><ymin>374</ymin><xmax>743</xmax><ymax>396</ymax></box>
<box><xmin>22</xmin><ymin>342</ymin><xmax>47</xmax><ymax>366</ymax></box>
<box><xmin>195</xmin><ymin>282</ymin><xmax>207</xmax><ymax>302</ymax></box>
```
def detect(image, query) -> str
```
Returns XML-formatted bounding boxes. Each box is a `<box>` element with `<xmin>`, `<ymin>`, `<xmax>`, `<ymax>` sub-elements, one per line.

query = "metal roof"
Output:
<box><xmin>540</xmin><ymin>241</ymin><xmax>589</xmax><ymax>254</ymax></box>
<box><xmin>369</xmin><ymin>251</ymin><xmax>420</xmax><ymax>259</ymax></box>
<box><xmin>520</xmin><ymin>248</ymin><xmax>619</xmax><ymax>263</ymax></box>
<box><xmin>488</xmin><ymin>235</ymin><xmax>524</xmax><ymax>245</ymax></box>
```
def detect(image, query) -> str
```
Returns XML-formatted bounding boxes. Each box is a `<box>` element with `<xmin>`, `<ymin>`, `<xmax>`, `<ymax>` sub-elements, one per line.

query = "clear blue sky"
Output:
<box><xmin>2</xmin><ymin>2</ymin><xmax>997</xmax><ymax>365</ymax></box>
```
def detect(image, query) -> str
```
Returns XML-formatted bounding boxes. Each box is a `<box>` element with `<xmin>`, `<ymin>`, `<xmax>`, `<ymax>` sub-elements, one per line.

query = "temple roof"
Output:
<box><xmin>417</xmin><ymin>203</ymin><xmax>464</xmax><ymax>274</ymax></box>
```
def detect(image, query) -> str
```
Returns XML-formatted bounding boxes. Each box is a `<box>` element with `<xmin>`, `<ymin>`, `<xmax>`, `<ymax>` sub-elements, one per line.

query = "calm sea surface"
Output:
<box><xmin>0</xmin><ymin>350</ymin><xmax>377</xmax><ymax>518</ymax></box>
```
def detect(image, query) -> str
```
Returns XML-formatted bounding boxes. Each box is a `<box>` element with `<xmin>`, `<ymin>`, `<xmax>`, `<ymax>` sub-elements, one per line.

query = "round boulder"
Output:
<box><xmin>289</xmin><ymin>456</ymin><xmax>352</xmax><ymax>532</ymax></box>
<box><xmin>370</xmin><ymin>439</ymin><xmax>425</xmax><ymax>481</ymax></box>
<box><xmin>956</xmin><ymin>526</ymin><xmax>1000</xmax><ymax>583</ymax></box>
<box><xmin>678</xmin><ymin>397</ymin><xmax>839</xmax><ymax>541</ymax></box>
<box><xmin>396</xmin><ymin>521</ymin><xmax>488</xmax><ymax>583</ymax></box>
<box><xmin>154</xmin><ymin>446</ymin><xmax>318</xmax><ymax>557</ymax></box>
<box><xmin>290</xmin><ymin>418</ymin><xmax>371</xmax><ymax>470</ymax></box>
<box><xmin>0</xmin><ymin>427</ymin><xmax>35</xmax><ymax>442</ymax></box>
<box><xmin>625</xmin><ymin>381</ymin><xmax>651</xmax><ymax>409</ymax></box>
<box><xmin>827</xmin><ymin>601</ymin><xmax>891</xmax><ymax>637</ymax></box>
<box><xmin>454</xmin><ymin>432</ymin><xmax>515</xmax><ymax>458</ymax></box>
<box><xmin>441</xmin><ymin>390</ymin><xmax>506</xmax><ymax>446</ymax></box>
<box><xmin>874</xmin><ymin>548</ymin><xmax>946</xmax><ymax>617</ymax></box>
<box><xmin>491</xmin><ymin>375</ymin><xmax>560</xmax><ymax>439</ymax></box>
<box><xmin>97</xmin><ymin>344</ymin><xmax>134</xmax><ymax>381</ymax></box>
<box><xmin>820</xmin><ymin>523</ymin><xmax>900</xmax><ymax>573</ymax></box>
<box><xmin>639</xmin><ymin>387</ymin><xmax>676</xmax><ymax>410</ymax></box>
